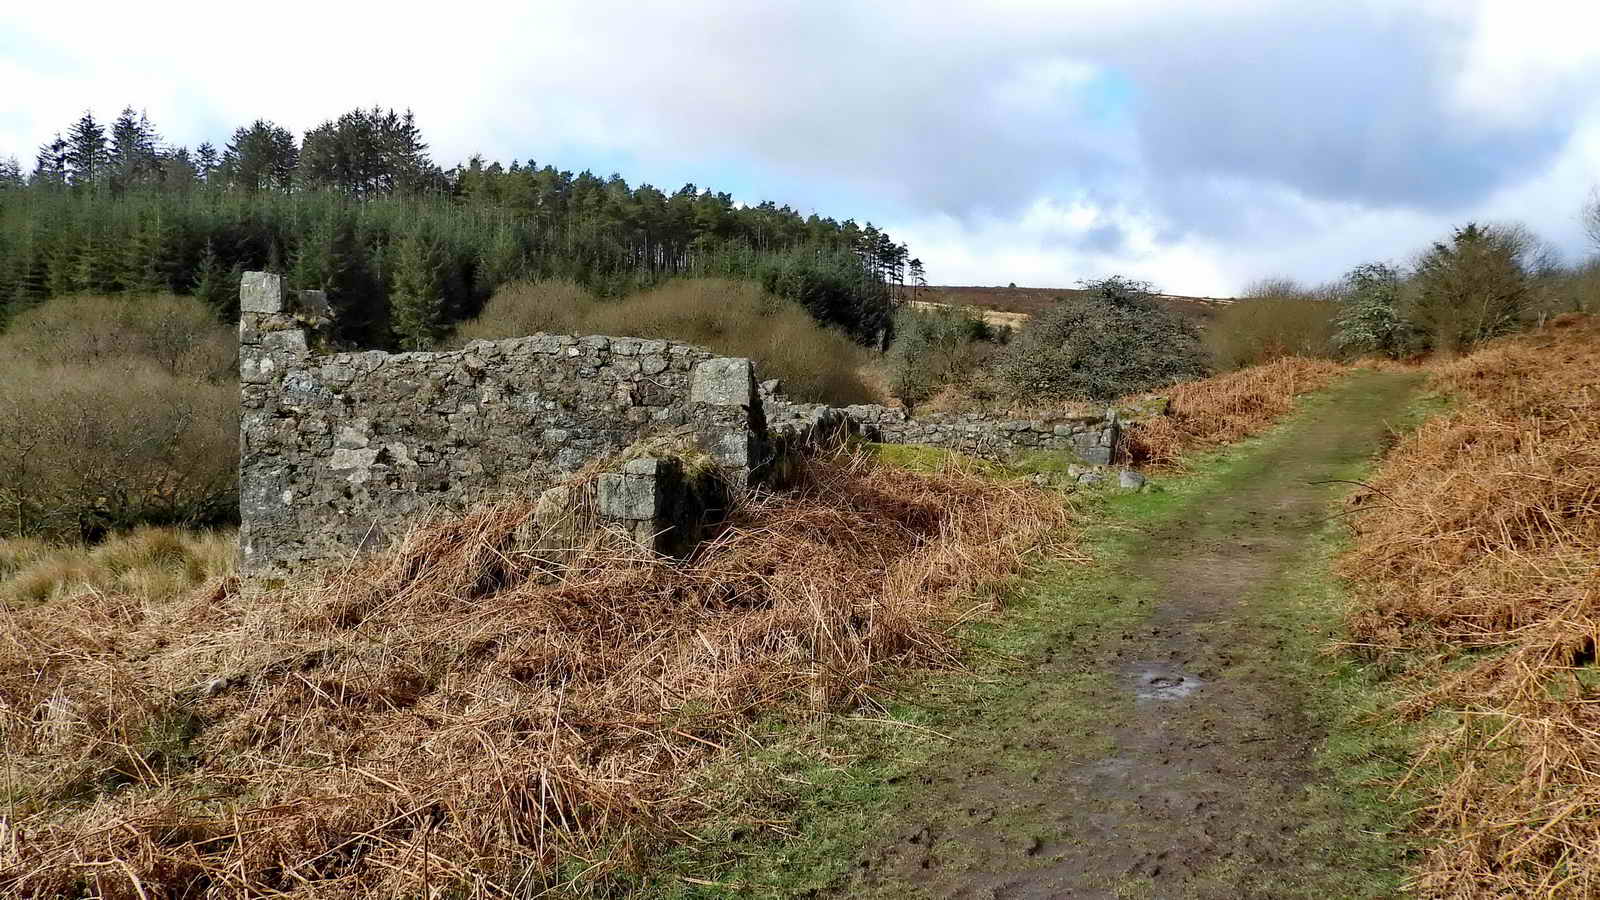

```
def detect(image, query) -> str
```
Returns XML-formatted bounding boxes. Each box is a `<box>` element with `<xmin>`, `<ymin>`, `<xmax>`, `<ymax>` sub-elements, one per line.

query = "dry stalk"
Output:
<box><xmin>1339</xmin><ymin>315</ymin><xmax>1600</xmax><ymax>897</ymax></box>
<box><xmin>0</xmin><ymin>449</ymin><xmax>1069</xmax><ymax>898</ymax></box>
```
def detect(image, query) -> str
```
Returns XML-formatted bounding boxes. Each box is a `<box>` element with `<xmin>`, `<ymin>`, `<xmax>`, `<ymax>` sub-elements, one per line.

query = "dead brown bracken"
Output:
<box><xmin>0</xmin><ymin>451</ymin><xmax>1067</xmax><ymax>898</ymax></box>
<box><xmin>1340</xmin><ymin>313</ymin><xmax>1600</xmax><ymax>897</ymax></box>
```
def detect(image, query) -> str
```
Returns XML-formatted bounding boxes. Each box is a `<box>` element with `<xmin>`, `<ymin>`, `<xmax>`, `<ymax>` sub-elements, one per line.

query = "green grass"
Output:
<box><xmin>636</xmin><ymin>437</ymin><xmax>1276</xmax><ymax>897</ymax></box>
<box><xmin>635</xmin><ymin>374</ymin><xmax>1432</xmax><ymax>898</ymax></box>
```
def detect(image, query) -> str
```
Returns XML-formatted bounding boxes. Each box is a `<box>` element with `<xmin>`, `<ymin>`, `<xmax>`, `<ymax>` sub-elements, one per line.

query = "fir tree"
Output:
<box><xmin>191</xmin><ymin>239</ymin><xmax>237</xmax><ymax>312</ymax></box>
<box><xmin>122</xmin><ymin>210</ymin><xmax>173</xmax><ymax>293</ymax></box>
<box><xmin>0</xmin><ymin>156</ymin><xmax>23</xmax><ymax>190</ymax></box>
<box><xmin>32</xmin><ymin>134</ymin><xmax>68</xmax><ymax>188</ymax></box>
<box><xmin>195</xmin><ymin>142</ymin><xmax>220</xmax><ymax>183</ymax></box>
<box><xmin>390</xmin><ymin>229</ymin><xmax>444</xmax><ymax>350</ymax></box>
<box><xmin>220</xmin><ymin>120</ymin><xmax>299</xmax><ymax>192</ymax></box>
<box><xmin>160</xmin><ymin>147</ymin><xmax>199</xmax><ymax>190</ymax></box>
<box><xmin>110</xmin><ymin>106</ymin><xmax>161</xmax><ymax>191</ymax></box>
<box><xmin>65</xmin><ymin>111</ymin><xmax>108</xmax><ymax>187</ymax></box>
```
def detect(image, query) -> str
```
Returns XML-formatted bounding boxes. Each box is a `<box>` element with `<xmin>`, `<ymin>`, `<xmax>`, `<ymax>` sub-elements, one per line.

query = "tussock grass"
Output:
<box><xmin>0</xmin><ymin>452</ymin><xmax>1066</xmax><ymax>897</ymax></box>
<box><xmin>1338</xmin><ymin>314</ymin><xmax>1600</xmax><ymax>897</ymax></box>
<box><xmin>1120</xmin><ymin>356</ymin><xmax>1348</xmax><ymax>467</ymax></box>
<box><xmin>0</xmin><ymin>527</ymin><xmax>235</xmax><ymax>607</ymax></box>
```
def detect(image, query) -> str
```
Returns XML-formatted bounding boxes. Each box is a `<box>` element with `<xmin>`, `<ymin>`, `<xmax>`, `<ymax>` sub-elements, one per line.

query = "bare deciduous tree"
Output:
<box><xmin>1584</xmin><ymin>186</ymin><xmax>1600</xmax><ymax>252</ymax></box>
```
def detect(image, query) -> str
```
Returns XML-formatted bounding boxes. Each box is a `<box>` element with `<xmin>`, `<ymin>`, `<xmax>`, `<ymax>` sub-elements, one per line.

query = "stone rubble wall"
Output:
<box><xmin>239</xmin><ymin>273</ymin><xmax>762</xmax><ymax>576</ymax></box>
<box><xmin>761</xmin><ymin>381</ymin><xmax>1122</xmax><ymax>465</ymax></box>
<box><xmin>239</xmin><ymin>270</ymin><xmax>1166</xmax><ymax>577</ymax></box>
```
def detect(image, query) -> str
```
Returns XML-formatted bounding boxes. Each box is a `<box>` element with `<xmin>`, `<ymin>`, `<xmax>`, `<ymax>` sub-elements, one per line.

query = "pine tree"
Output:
<box><xmin>121</xmin><ymin>210</ymin><xmax>174</xmax><ymax>293</ymax></box>
<box><xmin>191</xmin><ymin>239</ymin><xmax>236</xmax><ymax>312</ymax></box>
<box><xmin>477</xmin><ymin>226</ymin><xmax>527</xmax><ymax>300</ymax></box>
<box><xmin>220</xmin><ymin>120</ymin><xmax>299</xmax><ymax>192</ymax></box>
<box><xmin>73</xmin><ymin>231</ymin><xmax>113</xmax><ymax>294</ymax></box>
<box><xmin>8</xmin><ymin>225</ymin><xmax>48</xmax><ymax>313</ymax></box>
<box><xmin>0</xmin><ymin>156</ymin><xmax>23</xmax><ymax>190</ymax></box>
<box><xmin>390</xmin><ymin>229</ymin><xmax>444</xmax><ymax>350</ymax></box>
<box><xmin>195</xmin><ymin>142</ymin><xmax>220</xmax><ymax>183</ymax></box>
<box><xmin>32</xmin><ymin>134</ymin><xmax>68</xmax><ymax>188</ymax></box>
<box><xmin>160</xmin><ymin>147</ymin><xmax>199</xmax><ymax>190</ymax></box>
<box><xmin>110</xmin><ymin>106</ymin><xmax>160</xmax><ymax>191</ymax></box>
<box><xmin>289</xmin><ymin>215</ymin><xmax>334</xmax><ymax>293</ymax></box>
<box><xmin>65</xmin><ymin>111</ymin><xmax>108</xmax><ymax>187</ymax></box>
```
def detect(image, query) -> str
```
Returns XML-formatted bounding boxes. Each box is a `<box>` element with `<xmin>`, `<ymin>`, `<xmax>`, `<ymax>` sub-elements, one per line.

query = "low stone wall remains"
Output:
<box><xmin>239</xmin><ymin>273</ymin><xmax>763</xmax><ymax>576</ymax></box>
<box><xmin>762</xmin><ymin>385</ymin><xmax>1121</xmax><ymax>465</ymax></box>
<box><xmin>238</xmin><ymin>272</ymin><xmax>1162</xmax><ymax>576</ymax></box>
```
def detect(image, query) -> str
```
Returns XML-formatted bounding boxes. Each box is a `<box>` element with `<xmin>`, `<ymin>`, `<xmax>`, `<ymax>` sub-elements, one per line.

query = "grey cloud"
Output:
<box><xmin>1119</xmin><ymin>6</ymin><xmax>1576</xmax><ymax>217</ymax></box>
<box><xmin>534</xmin><ymin>1</ymin><xmax>1584</xmax><ymax>244</ymax></box>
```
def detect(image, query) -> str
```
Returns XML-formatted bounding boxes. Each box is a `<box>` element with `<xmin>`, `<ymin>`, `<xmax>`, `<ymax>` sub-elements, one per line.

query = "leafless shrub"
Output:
<box><xmin>0</xmin><ymin>294</ymin><xmax>237</xmax><ymax>538</ymax></box>
<box><xmin>1205</xmin><ymin>277</ymin><xmax>1340</xmax><ymax>370</ymax></box>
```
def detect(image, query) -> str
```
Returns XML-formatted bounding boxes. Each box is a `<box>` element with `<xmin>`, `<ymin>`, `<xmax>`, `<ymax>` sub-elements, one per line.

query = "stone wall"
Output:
<box><xmin>239</xmin><ymin>273</ymin><xmax>763</xmax><ymax>576</ymax></box>
<box><xmin>763</xmin><ymin>386</ymin><xmax>1122</xmax><ymax>465</ymax></box>
<box><xmin>239</xmin><ymin>272</ymin><xmax>1164</xmax><ymax>576</ymax></box>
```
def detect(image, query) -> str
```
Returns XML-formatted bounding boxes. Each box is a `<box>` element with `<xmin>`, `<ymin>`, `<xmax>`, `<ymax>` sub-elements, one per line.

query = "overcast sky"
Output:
<box><xmin>3</xmin><ymin>0</ymin><xmax>1597</xmax><ymax>295</ymax></box>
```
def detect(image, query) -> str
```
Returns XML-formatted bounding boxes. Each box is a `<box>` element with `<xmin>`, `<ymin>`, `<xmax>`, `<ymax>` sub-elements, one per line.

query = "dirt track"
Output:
<box><xmin>850</xmin><ymin>371</ymin><xmax>1421</xmax><ymax>899</ymax></box>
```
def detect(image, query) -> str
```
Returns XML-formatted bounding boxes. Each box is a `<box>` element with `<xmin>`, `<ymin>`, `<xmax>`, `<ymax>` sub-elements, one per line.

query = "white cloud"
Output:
<box><xmin>3</xmin><ymin>0</ymin><xmax>1596</xmax><ymax>294</ymax></box>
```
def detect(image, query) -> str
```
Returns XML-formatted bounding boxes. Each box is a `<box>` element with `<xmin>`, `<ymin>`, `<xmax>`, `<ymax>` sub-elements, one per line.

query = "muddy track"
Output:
<box><xmin>850</xmin><ymin>371</ymin><xmax>1421</xmax><ymax>899</ymax></box>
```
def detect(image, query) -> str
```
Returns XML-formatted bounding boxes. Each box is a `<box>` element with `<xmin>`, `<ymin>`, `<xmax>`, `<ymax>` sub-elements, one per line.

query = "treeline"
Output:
<box><xmin>884</xmin><ymin>209</ymin><xmax>1600</xmax><ymax>411</ymax></box>
<box><xmin>0</xmin><ymin>106</ymin><xmax>920</xmax><ymax>347</ymax></box>
<box><xmin>1206</xmin><ymin>218</ymin><xmax>1600</xmax><ymax>370</ymax></box>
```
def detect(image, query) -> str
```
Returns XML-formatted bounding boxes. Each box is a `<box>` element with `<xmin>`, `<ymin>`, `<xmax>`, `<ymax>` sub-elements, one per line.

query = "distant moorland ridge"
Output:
<box><xmin>914</xmin><ymin>284</ymin><xmax>1233</xmax><ymax>327</ymax></box>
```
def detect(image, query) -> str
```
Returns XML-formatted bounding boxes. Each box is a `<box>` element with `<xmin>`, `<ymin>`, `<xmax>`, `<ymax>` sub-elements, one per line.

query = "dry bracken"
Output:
<box><xmin>0</xmin><ymin>451</ymin><xmax>1067</xmax><ymax>898</ymax></box>
<box><xmin>1339</xmin><ymin>313</ymin><xmax>1600</xmax><ymax>898</ymax></box>
<box><xmin>1119</xmin><ymin>355</ymin><xmax>1348</xmax><ymax>467</ymax></box>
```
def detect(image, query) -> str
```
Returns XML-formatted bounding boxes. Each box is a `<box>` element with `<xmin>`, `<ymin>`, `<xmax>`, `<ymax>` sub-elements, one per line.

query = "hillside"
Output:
<box><xmin>912</xmin><ymin>284</ymin><xmax>1233</xmax><ymax>327</ymax></box>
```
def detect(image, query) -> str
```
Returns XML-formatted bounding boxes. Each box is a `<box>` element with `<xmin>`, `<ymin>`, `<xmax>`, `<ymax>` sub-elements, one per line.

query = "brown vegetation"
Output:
<box><xmin>1204</xmin><ymin>278</ymin><xmax>1340</xmax><ymax>370</ymax></box>
<box><xmin>915</xmin><ymin>284</ymin><xmax>1228</xmax><ymax>327</ymax></box>
<box><xmin>0</xmin><ymin>527</ymin><xmax>235</xmax><ymax>607</ymax></box>
<box><xmin>0</xmin><ymin>295</ymin><xmax>238</xmax><ymax>538</ymax></box>
<box><xmin>1338</xmin><ymin>315</ymin><xmax>1600</xmax><ymax>896</ymax></box>
<box><xmin>0</xmin><ymin>452</ymin><xmax>1067</xmax><ymax>897</ymax></box>
<box><xmin>1119</xmin><ymin>356</ymin><xmax>1348</xmax><ymax>467</ymax></box>
<box><xmin>453</xmin><ymin>278</ymin><xmax>879</xmax><ymax>406</ymax></box>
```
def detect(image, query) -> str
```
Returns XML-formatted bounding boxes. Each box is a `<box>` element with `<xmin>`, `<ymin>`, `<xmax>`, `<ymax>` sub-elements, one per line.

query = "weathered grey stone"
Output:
<box><xmin>240</xmin><ymin>271</ymin><xmax>283</xmax><ymax>313</ymax></box>
<box><xmin>597</xmin><ymin>472</ymin><xmax>660</xmax><ymax>520</ymax></box>
<box><xmin>1077</xmin><ymin>471</ymin><xmax>1106</xmax><ymax>486</ymax></box>
<box><xmin>335</xmin><ymin>426</ymin><xmax>370</xmax><ymax>449</ymax></box>
<box><xmin>691</xmin><ymin>358</ymin><xmax>755</xmax><ymax>407</ymax></box>
<box><xmin>329</xmin><ymin>447</ymin><xmax>380</xmax><ymax>470</ymax></box>
<box><xmin>1118</xmin><ymin>470</ymin><xmax>1147</xmax><ymax>490</ymax></box>
<box><xmin>622</xmin><ymin>456</ymin><xmax>665</xmax><ymax>476</ymax></box>
<box><xmin>262</xmin><ymin>329</ymin><xmax>308</xmax><ymax>353</ymax></box>
<box><xmin>710</xmin><ymin>431</ymin><xmax>753</xmax><ymax>468</ymax></box>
